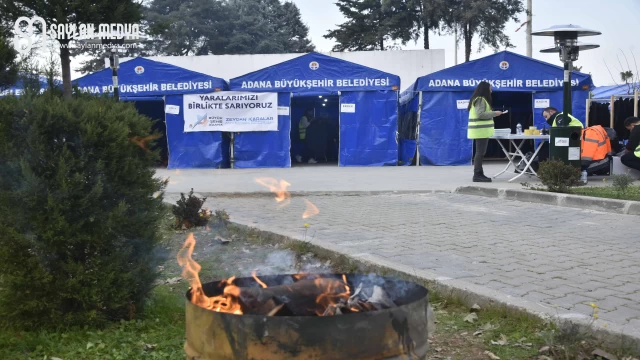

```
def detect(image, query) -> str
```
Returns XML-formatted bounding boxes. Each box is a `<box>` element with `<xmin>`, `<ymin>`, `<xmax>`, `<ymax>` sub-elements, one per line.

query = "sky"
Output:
<box><xmin>289</xmin><ymin>0</ymin><xmax>640</xmax><ymax>86</ymax></box>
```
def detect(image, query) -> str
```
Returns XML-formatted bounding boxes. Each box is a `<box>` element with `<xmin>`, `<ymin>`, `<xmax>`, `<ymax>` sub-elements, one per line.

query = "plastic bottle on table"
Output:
<box><xmin>516</xmin><ymin>123</ymin><xmax>523</xmax><ymax>135</ymax></box>
<box><xmin>581</xmin><ymin>170</ymin><xmax>588</xmax><ymax>185</ymax></box>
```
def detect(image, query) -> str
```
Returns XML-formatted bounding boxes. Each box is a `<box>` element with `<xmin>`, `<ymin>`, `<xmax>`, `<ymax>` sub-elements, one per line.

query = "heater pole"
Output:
<box><xmin>563</xmin><ymin>61</ymin><xmax>572</xmax><ymax>116</ymax></box>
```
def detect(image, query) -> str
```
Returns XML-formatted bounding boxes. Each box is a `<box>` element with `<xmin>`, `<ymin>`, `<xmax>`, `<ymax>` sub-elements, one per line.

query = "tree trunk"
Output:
<box><xmin>59</xmin><ymin>42</ymin><xmax>72</xmax><ymax>99</ymax></box>
<box><xmin>463</xmin><ymin>23</ymin><xmax>472</xmax><ymax>62</ymax></box>
<box><xmin>379</xmin><ymin>37</ymin><xmax>384</xmax><ymax>50</ymax></box>
<box><xmin>423</xmin><ymin>21</ymin><xmax>430</xmax><ymax>49</ymax></box>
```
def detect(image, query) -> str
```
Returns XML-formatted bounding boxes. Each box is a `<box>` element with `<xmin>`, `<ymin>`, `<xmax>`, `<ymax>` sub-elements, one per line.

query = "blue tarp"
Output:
<box><xmin>592</xmin><ymin>83</ymin><xmax>639</xmax><ymax>100</ymax></box>
<box><xmin>229</xmin><ymin>52</ymin><xmax>401</xmax><ymax>167</ymax></box>
<box><xmin>165</xmin><ymin>95</ymin><xmax>227</xmax><ymax>169</ymax></box>
<box><xmin>405</xmin><ymin>51</ymin><xmax>594</xmax><ymax>166</ymax></box>
<box><xmin>72</xmin><ymin>57</ymin><xmax>228</xmax><ymax>100</ymax></box>
<box><xmin>0</xmin><ymin>75</ymin><xmax>61</xmax><ymax>97</ymax></box>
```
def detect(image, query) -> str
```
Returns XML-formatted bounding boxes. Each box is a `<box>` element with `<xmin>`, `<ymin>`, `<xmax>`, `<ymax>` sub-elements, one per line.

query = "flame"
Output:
<box><xmin>302</xmin><ymin>199</ymin><xmax>320</xmax><ymax>219</ymax></box>
<box><xmin>313</xmin><ymin>275</ymin><xmax>352</xmax><ymax>316</ymax></box>
<box><xmin>255</xmin><ymin>178</ymin><xmax>291</xmax><ymax>205</ymax></box>
<box><xmin>177</xmin><ymin>233</ymin><xmax>243</xmax><ymax>314</ymax></box>
<box><xmin>252</xmin><ymin>270</ymin><xmax>268</xmax><ymax>288</ymax></box>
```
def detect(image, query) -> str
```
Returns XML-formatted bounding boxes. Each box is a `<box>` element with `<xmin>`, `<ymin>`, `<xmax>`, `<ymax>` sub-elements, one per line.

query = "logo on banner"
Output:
<box><xmin>134</xmin><ymin>66</ymin><xmax>144</xmax><ymax>74</ymax></box>
<box><xmin>309</xmin><ymin>61</ymin><xmax>319</xmax><ymax>70</ymax></box>
<box><xmin>190</xmin><ymin>113</ymin><xmax>208</xmax><ymax>129</ymax></box>
<box><xmin>499</xmin><ymin>61</ymin><xmax>509</xmax><ymax>70</ymax></box>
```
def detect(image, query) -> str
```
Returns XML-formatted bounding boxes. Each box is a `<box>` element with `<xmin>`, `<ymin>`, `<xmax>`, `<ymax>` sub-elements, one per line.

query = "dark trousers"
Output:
<box><xmin>621</xmin><ymin>152</ymin><xmax>640</xmax><ymax>172</ymax></box>
<box><xmin>473</xmin><ymin>138</ymin><xmax>489</xmax><ymax>174</ymax></box>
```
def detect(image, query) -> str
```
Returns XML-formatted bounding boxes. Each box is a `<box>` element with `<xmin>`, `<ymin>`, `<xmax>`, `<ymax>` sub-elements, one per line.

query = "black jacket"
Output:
<box><xmin>627</xmin><ymin>126</ymin><xmax>640</xmax><ymax>152</ymax></box>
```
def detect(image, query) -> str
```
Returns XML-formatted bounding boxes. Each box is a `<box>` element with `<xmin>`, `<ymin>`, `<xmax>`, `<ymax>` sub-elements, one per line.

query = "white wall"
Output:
<box><xmin>116</xmin><ymin>50</ymin><xmax>445</xmax><ymax>90</ymax></box>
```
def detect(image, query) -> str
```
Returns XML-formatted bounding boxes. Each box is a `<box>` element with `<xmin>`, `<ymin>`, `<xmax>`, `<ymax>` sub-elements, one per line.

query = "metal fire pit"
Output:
<box><xmin>184</xmin><ymin>273</ymin><xmax>429</xmax><ymax>360</ymax></box>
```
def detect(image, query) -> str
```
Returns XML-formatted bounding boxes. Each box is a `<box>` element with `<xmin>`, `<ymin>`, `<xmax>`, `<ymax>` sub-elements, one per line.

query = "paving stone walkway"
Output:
<box><xmin>169</xmin><ymin>192</ymin><xmax>640</xmax><ymax>338</ymax></box>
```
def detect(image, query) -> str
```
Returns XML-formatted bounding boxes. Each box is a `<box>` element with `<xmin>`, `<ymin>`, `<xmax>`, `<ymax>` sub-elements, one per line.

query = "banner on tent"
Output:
<box><xmin>183</xmin><ymin>91</ymin><xmax>278</xmax><ymax>132</ymax></box>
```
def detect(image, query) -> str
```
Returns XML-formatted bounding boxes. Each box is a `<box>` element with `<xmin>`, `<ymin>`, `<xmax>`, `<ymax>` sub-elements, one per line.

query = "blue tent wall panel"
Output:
<box><xmin>234</xmin><ymin>93</ymin><xmax>291</xmax><ymax>168</ymax></box>
<box><xmin>165</xmin><ymin>95</ymin><xmax>225</xmax><ymax>169</ymax></box>
<box><xmin>420</xmin><ymin>91</ymin><xmax>473</xmax><ymax>166</ymax></box>
<box><xmin>339</xmin><ymin>91</ymin><xmax>398</xmax><ymax>166</ymax></box>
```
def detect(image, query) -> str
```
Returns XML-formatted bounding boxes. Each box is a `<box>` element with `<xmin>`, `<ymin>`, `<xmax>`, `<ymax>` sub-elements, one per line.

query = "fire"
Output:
<box><xmin>302</xmin><ymin>199</ymin><xmax>319</xmax><ymax>219</ymax></box>
<box><xmin>177</xmin><ymin>233</ymin><xmax>243</xmax><ymax>314</ymax></box>
<box><xmin>255</xmin><ymin>178</ymin><xmax>291</xmax><ymax>205</ymax></box>
<box><xmin>313</xmin><ymin>275</ymin><xmax>352</xmax><ymax>316</ymax></box>
<box><xmin>252</xmin><ymin>270</ymin><xmax>268</xmax><ymax>288</ymax></box>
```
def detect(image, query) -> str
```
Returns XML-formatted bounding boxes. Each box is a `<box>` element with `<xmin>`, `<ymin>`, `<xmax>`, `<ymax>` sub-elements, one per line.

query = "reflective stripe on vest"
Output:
<box><xmin>552</xmin><ymin>112</ymin><xmax>584</xmax><ymax>128</ymax></box>
<box><xmin>299</xmin><ymin>117</ymin><xmax>307</xmax><ymax>140</ymax></box>
<box><xmin>635</xmin><ymin>144</ymin><xmax>640</xmax><ymax>158</ymax></box>
<box><xmin>467</xmin><ymin>97</ymin><xmax>495</xmax><ymax>139</ymax></box>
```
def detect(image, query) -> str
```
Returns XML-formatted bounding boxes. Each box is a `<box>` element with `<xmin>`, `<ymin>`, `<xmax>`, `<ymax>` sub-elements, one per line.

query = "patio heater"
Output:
<box><xmin>80</xmin><ymin>32</ymin><xmax>143</xmax><ymax>102</ymax></box>
<box><xmin>532</xmin><ymin>24</ymin><xmax>600</xmax><ymax>119</ymax></box>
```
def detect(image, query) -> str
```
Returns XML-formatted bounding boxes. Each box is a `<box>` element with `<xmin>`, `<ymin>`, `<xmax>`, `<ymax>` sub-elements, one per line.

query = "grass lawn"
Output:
<box><xmin>0</xmin><ymin>221</ymin><xmax>634</xmax><ymax>359</ymax></box>
<box><xmin>571</xmin><ymin>185</ymin><xmax>640</xmax><ymax>201</ymax></box>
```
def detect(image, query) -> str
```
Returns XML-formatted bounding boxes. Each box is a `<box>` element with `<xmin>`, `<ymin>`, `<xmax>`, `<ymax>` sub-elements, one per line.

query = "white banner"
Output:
<box><xmin>183</xmin><ymin>91</ymin><xmax>279</xmax><ymax>132</ymax></box>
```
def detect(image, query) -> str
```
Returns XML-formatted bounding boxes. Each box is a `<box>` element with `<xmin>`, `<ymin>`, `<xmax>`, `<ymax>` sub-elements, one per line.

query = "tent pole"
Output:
<box><xmin>416</xmin><ymin>91</ymin><xmax>422</xmax><ymax>167</ymax></box>
<box><xmin>585</xmin><ymin>98</ymin><xmax>591</xmax><ymax>127</ymax></box>
<box><xmin>230</xmin><ymin>132</ymin><xmax>235</xmax><ymax>169</ymax></box>
<box><xmin>610</xmin><ymin>95</ymin><xmax>615</xmax><ymax>128</ymax></box>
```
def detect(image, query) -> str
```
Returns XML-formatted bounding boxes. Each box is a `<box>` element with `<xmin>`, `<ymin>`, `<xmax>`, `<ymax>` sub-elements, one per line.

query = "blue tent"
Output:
<box><xmin>400</xmin><ymin>51</ymin><xmax>594</xmax><ymax>166</ymax></box>
<box><xmin>592</xmin><ymin>83</ymin><xmax>639</xmax><ymax>100</ymax></box>
<box><xmin>73</xmin><ymin>57</ymin><xmax>230</xmax><ymax>169</ymax></box>
<box><xmin>0</xmin><ymin>75</ymin><xmax>61</xmax><ymax>97</ymax></box>
<box><xmin>229</xmin><ymin>52</ymin><xmax>401</xmax><ymax>168</ymax></box>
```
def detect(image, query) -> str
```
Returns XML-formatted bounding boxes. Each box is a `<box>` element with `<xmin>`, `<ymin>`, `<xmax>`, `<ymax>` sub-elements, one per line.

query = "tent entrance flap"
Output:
<box><xmin>291</xmin><ymin>95</ymin><xmax>339</xmax><ymax>165</ymax></box>
<box><xmin>129</xmin><ymin>100</ymin><xmax>168</xmax><ymax>167</ymax></box>
<box><xmin>482</xmin><ymin>91</ymin><xmax>534</xmax><ymax>159</ymax></box>
<box><xmin>339</xmin><ymin>91</ymin><xmax>398</xmax><ymax>166</ymax></box>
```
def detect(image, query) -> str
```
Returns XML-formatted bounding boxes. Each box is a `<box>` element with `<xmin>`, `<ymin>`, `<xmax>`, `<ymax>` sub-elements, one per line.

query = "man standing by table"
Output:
<box><xmin>467</xmin><ymin>81</ymin><xmax>504</xmax><ymax>182</ymax></box>
<box><xmin>621</xmin><ymin>117</ymin><xmax>640</xmax><ymax>173</ymax></box>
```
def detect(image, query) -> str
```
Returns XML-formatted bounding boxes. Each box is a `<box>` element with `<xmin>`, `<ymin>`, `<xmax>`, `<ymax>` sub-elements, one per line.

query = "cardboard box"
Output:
<box><xmin>611</xmin><ymin>156</ymin><xmax>640</xmax><ymax>178</ymax></box>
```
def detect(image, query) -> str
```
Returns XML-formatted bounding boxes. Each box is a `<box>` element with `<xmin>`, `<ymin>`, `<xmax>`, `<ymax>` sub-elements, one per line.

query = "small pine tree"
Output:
<box><xmin>0</xmin><ymin>93</ymin><xmax>167</xmax><ymax>329</ymax></box>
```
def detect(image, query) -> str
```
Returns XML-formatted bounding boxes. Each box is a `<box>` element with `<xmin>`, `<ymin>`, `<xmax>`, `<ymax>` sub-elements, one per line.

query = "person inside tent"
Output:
<box><xmin>621</xmin><ymin>117</ymin><xmax>640</xmax><ymax>173</ymax></box>
<box><xmin>296</xmin><ymin>108</ymin><xmax>317</xmax><ymax>164</ymax></box>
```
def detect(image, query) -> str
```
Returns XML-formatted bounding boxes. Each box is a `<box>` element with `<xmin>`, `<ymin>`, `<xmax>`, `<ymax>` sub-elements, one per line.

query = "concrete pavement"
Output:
<box><xmin>164</xmin><ymin>191</ymin><xmax>640</xmax><ymax>342</ymax></box>
<box><xmin>157</xmin><ymin>162</ymin><xmax>610</xmax><ymax>195</ymax></box>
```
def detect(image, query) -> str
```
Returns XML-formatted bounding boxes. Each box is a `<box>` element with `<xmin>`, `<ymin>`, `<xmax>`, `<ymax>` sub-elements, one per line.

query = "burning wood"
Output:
<box><xmin>179</xmin><ymin>234</ymin><xmax>398</xmax><ymax>318</ymax></box>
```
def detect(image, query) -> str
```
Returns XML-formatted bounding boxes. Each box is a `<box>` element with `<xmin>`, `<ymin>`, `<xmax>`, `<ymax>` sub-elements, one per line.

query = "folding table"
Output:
<box><xmin>490</xmin><ymin>134</ymin><xmax>550</xmax><ymax>182</ymax></box>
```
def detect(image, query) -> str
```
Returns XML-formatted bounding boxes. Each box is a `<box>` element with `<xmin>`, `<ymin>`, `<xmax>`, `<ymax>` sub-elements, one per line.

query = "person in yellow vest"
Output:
<box><xmin>621</xmin><ymin>117</ymin><xmax>640</xmax><ymax>173</ymax></box>
<box><xmin>467</xmin><ymin>81</ymin><xmax>504</xmax><ymax>182</ymax></box>
<box><xmin>295</xmin><ymin>108</ymin><xmax>317</xmax><ymax>164</ymax></box>
<box><xmin>541</xmin><ymin>107</ymin><xmax>584</xmax><ymax>128</ymax></box>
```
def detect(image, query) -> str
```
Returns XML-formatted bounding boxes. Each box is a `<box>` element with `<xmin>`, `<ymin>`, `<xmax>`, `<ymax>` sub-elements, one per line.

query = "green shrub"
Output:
<box><xmin>612</xmin><ymin>174</ymin><xmax>635</xmax><ymax>196</ymax></box>
<box><xmin>0</xmin><ymin>93</ymin><xmax>167</xmax><ymax>329</ymax></box>
<box><xmin>537</xmin><ymin>159</ymin><xmax>581</xmax><ymax>193</ymax></box>
<box><xmin>172</xmin><ymin>189</ymin><xmax>211</xmax><ymax>229</ymax></box>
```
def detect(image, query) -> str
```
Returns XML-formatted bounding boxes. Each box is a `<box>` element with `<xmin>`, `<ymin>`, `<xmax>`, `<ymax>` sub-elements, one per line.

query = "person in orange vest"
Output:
<box><xmin>621</xmin><ymin>117</ymin><xmax>640</xmax><ymax>172</ymax></box>
<box><xmin>581</xmin><ymin>125</ymin><xmax>611</xmax><ymax>163</ymax></box>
